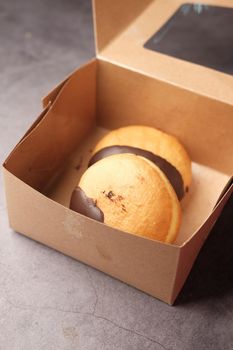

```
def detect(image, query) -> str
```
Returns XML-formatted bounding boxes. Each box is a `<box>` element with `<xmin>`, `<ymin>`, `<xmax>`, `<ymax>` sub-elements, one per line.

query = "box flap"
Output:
<box><xmin>93</xmin><ymin>0</ymin><xmax>233</xmax><ymax>105</ymax></box>
<box><xmin>3</xmin><ymin>60</ymin><xmax>97</xmax><ymax>192</ymax></box>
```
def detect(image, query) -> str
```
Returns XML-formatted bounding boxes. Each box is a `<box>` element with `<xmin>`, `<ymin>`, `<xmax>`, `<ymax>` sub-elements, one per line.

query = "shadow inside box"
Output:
<box><xmin>175</xmin><ymin>194</ymin><xmax>233</xmax><ymax>305</ymax></box>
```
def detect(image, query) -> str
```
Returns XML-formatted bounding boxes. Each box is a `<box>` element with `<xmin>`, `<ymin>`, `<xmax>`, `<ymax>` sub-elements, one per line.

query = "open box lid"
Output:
<box><xmin>93</xmin><ymin>0</ymin><xmax>233</xmax><ymax>105</ymax></box>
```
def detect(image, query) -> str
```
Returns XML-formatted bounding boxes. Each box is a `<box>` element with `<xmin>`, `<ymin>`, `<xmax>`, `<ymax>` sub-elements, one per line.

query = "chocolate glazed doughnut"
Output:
<box><xmin>88</xmin><ymin>145</ymin><xmax>184</xmax><ymax>200</ymax></box>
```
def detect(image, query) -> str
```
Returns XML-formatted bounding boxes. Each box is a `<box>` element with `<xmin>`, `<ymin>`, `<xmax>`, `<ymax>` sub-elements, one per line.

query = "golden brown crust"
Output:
<box><xmin>78</xmin><ymin>154</ymin><xmax>181</xmax><ymax>243</ymax></box>
<box><xmin>94</xmin><ymin>125</ymin><xmax>192</xmax><ymax>192</ymax></box>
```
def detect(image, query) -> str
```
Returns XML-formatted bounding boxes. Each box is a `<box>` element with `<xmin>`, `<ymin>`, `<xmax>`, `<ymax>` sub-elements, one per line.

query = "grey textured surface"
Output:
<box><xmin>1</xmin><ymin>1</ymin><xmax>233</xmax><ymax>349</ymax></box>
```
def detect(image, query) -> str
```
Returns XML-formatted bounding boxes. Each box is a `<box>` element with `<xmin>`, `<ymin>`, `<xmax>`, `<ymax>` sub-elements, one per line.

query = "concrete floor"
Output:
<box><xmin>0</xmin><ymin>1</ymin><xmax>233</xmax><ymax>349</ymax></box>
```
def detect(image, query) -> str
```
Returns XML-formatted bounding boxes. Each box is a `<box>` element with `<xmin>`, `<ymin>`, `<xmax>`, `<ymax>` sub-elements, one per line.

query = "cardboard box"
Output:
<box><xmin>3</xmin><ymin>0</ymin><xmax>233</xmax><ymax>304</ymax></box>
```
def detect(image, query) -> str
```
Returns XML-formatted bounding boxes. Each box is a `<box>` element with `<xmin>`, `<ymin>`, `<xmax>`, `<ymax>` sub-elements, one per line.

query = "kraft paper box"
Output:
<box><xmin>3</xmin><ymin>0</ymin><xmax>233</xmax><ymax>304</ymax></box>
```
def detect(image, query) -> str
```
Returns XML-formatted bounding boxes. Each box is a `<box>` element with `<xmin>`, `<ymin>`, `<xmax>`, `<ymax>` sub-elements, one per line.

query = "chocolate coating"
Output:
<box><xmin>70</xmin><ymin>186</ymin><xmax>104</xmax><ymax>222</ymax></box>
<box><xmin>88</xmin><ymin>145</ymin><xmax>184</xmax><ymax>200</ymax></box>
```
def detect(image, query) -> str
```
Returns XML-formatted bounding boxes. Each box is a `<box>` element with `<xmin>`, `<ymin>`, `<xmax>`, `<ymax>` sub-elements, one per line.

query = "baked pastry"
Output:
<box><xmin>89</xmin><ymin>145</ymin><xmax>184</xmax><ymax>200</ymax></box>
<box><xmin>70</xmin><ymin>153</ymin><xmax>181</xmax><ymax>243</ymax></box>
<box><xmin>89</xmin><ymin>125</ymin><xmax>191</xmax><ymax>199</ymax></box>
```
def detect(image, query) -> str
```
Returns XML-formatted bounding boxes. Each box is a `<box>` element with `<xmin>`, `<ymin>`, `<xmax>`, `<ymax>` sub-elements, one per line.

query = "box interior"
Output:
<box><xmin>4</xmin><ymin>58</ymin><xmax>232</xmax><ymax>247</ymax></box>
<box><xmin>46</xmin><ymin>126</ymin><xmax>229</xmax><ymax>247</ymax></box>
